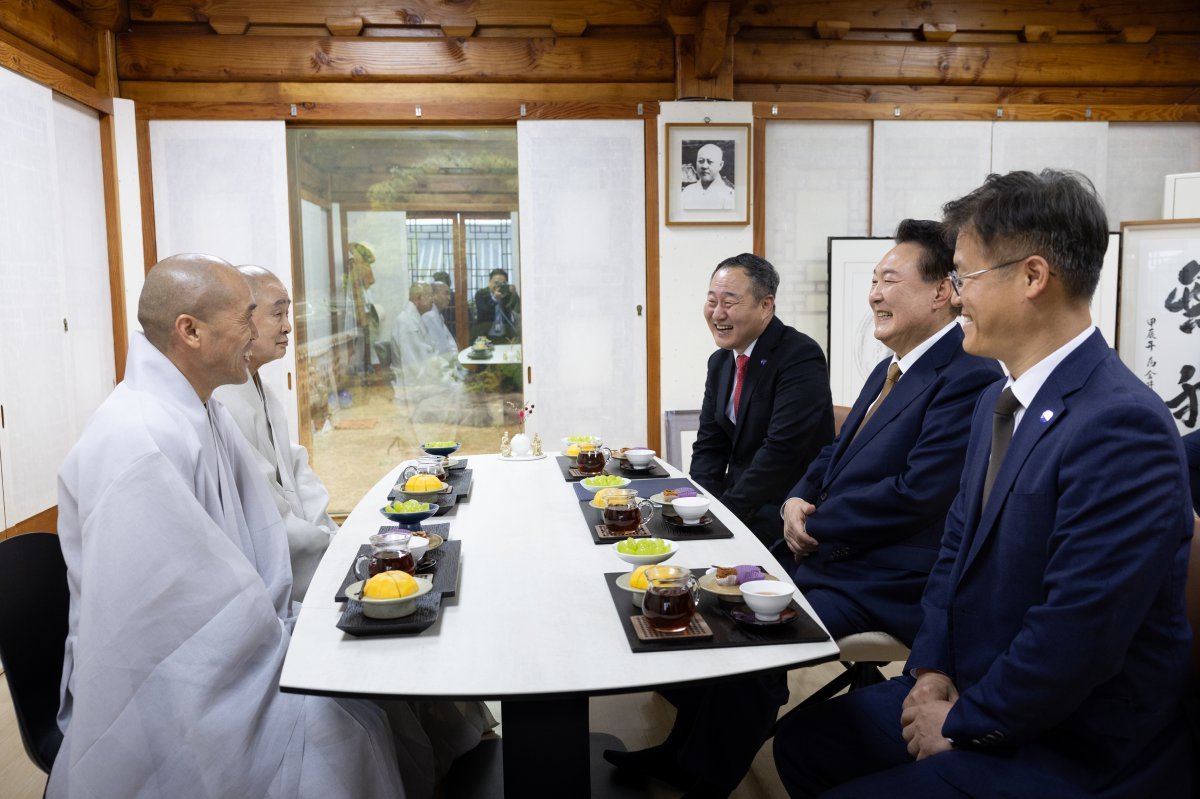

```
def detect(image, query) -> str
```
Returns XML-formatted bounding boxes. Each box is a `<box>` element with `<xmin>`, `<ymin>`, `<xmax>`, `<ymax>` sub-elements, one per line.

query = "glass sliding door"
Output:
<box><xmin>288</xmin><ymin>128</ymin><xmax>521</xmax><ymax>513</ymax></box>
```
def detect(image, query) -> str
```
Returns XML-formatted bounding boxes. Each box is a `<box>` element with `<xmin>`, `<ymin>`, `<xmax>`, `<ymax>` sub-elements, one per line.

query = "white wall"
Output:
<box><xmin>114</xmin><ymin>98</ymin><xmax>146</xmax><ymax>345</ymax></box>
<box><xmin>658</xmin><ymin>102</ymin><xmax>754</xmax><ymax>442</ymax></box>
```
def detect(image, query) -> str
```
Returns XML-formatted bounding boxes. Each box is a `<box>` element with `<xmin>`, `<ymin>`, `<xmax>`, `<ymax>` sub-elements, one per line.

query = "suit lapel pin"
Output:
<box><xmin>760</xmin><ymin>359</ymin><xmax>767</xmax><ymax>366</ymax></box>
<box><xmin>1040</xmin><ymin>410</ymin><xmax>1053</xmax><ymax>423</ymax></box>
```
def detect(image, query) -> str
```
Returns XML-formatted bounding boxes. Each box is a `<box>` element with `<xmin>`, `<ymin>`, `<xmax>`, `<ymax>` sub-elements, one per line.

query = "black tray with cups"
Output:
<box><xmin>577</xmin><ymin>499</ymin><xmax>734</xmax><ymax>544</ymax></box>
<box><xmin>334</xmin><ymin>524</ymin><xmax>460</xmax><ymax>602</ymax></box>
<box><xmin>604</xmin><ymin>568</ymin><xmax>829</xmax><ymax>653</ymax></box>
<box><xmin>556</xmin><ymin>455</ymin><xmax>670</xmax><ymax>482</ymax></box>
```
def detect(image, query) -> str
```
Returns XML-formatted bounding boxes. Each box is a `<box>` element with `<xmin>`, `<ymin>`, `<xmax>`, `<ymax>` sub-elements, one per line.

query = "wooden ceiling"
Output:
<box><xmin>3</xmin><ymin>1</ymin><xmax>1198</xmax><ymax>117</ymax></box>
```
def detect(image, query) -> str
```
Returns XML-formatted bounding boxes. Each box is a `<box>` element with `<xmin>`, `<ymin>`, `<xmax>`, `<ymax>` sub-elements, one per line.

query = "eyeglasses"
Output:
<box><xmin>948</xmin><ymin>256</ymin><xmax>1031</xmax><ymax>295</ymax></box>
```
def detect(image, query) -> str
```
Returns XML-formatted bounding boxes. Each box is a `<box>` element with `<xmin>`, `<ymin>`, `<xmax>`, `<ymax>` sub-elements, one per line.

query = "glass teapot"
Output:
<box><xmin>401</xmin><ymin>455</ymin><xmax>447</xmax><ymax>482</ymax></box>
<box><xmin>642</xmin><ymin>565</ymin><xmax>699</xmax><ymax>633</ymax></box>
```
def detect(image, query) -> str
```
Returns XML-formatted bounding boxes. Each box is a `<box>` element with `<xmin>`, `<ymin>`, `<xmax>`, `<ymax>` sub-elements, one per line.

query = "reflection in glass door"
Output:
<box><xmin>287</xmin><ymin>128</ymin><xmax>521</xmax><ymax>512</ymax></box>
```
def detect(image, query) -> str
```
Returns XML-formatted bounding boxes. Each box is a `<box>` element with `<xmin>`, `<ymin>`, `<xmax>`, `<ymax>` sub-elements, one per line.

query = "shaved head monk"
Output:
<box><xmin>50</xmin><ymin>254</ymin><xmax>406</xmax><ymax>798</ymax></box>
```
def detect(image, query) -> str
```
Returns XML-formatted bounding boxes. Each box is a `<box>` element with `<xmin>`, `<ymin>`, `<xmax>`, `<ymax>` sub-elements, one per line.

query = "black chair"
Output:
<box><xmin>0</xmin><ymin>531</ymin><xmax>68</xmax><ymax>774</ymax></box>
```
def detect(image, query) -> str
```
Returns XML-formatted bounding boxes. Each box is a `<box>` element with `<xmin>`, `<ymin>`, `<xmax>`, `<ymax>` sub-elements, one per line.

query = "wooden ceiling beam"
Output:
<box><xmin>117</xmin><ymin>33</ymin><xmax>674</xmax><ymax>82</ymax></box>
<box><xmin>130</xmin><ymin>1</ymin><xmax>661</xmax><ymax>27</ymax></box>
<box><xmin>734</xmin><ymin>83</ymin><xmax>1200</xmax><ymax>106</ymax></box>
<box><xmin>441</xmin><ymin>18</ymin><xmax>477</xmax><ymax>38</ymax></box>
<box><xmin>209</xmin><ymin>16</ymin><xmax>250</xmax><ymax>35</ymax></box>
<box><xmin>1021</xmin><ymin>26</ymin><xmax>1057</xmax><ymax>43</ymax></box>
<box><xmin>77</xmin><ymin>0</ymin><xmax>130</xmax><ymax>33</ymax></box>
<box><xmin>119</xmin><ymin>80</ymin><xmax>673</xmax><ymax>104</ymax></box>
<box><xmin>550</xmin><ymin>17</ymin><xmax>588</xmax><ymax>37</ymax></box>
<box><xmin>694</xmin><ymin>1</ymin><xmax>729</xmax><ymax>78</ymax></box>
<box><xmin>1117</xmin><ymin>26</ymin><xmax>1157</xmax><ymax>43</ymax></box>
<box><xmin>752</xmin><ymin>101</ymin><xmax>1200</xmax><ymax>122</ymax></box>
<box><xmin>733</xmin><ymin>1</ymin><xmax>1200</xmax><ymax>33</ymax></box>
<box><xmin>815</xmin><ymin>20</ymin><xmax>850</xmax><ymax>40</ymax></box>
<box><xmin>326</xmin><ymin>17</ymin><xmax>364</xmax><ymax>37</ymax></box>
<box><xmin>734</xmin><ymin>40</ymin><xmax>1200</xmax><ymax>86</ymax></box>
<box><xmin>0</xmin><ymin>0</ymin><xmax>100</xmax><ymax>75</ymax></box>
<box><xmin>920</xmin><ymin>24</ymin><xmax>956</xmax><ymax>42</ymax></box>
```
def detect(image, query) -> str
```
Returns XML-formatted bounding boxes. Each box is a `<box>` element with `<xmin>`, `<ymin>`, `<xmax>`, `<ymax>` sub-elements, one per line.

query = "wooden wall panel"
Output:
<box><xmin>131</xmin><ymin>0</ymin><xmax>661</xmax><ymax>27</ymax></box>
<box><xmin>117</xmin><ymin>34</ymin><xmax>674</xmax><ymax>82</ymax></box>
<box><xmin>735</xmin><ymin>84</ymin><xmax>1200</xmax><ymax>106</ymax></box>
<box><xmin>733</xmin><ymin>1</ymin><xmax>1200</xmax><ymax>33</ymax></box>
<box><xmin>734</xmin><ymin>40</ymin><xmax>1200</xmax><ymax>87</ymax></box>
<box><xmin>0</xmin><ymin>38</ymin><xmax>112</xmax><ymax>113</ymax></box>
<box><xmin>0</xmin><ymin>0</ymin><xmax>100</xmax><ymax>75</ymax></box>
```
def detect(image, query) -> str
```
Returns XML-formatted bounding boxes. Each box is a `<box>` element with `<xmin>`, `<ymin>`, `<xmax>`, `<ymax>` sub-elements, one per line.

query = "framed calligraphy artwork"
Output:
<box><xmin>1118</xmin><ymin>219</ymin><xmax>1200</xmax><ymax>435</ymax></box>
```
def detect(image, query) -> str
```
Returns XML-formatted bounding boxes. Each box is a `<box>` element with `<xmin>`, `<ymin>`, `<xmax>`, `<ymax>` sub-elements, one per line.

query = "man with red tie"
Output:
<box><xmin>606</xmin><ymin>253</ymin><xmax>833</xmax><ymax>796</ymax></box>
<box><xmin>689</xmin><ymin>253</ymin><xmax>835</xmax><ymax>547</ymax></box>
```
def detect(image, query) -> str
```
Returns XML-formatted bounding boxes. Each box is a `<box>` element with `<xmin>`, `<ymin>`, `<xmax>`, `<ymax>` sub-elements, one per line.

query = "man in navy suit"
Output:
<box><xmin>690</xmin><ymin>253</ymin><xmax>834</xmax><ymax>546</ymax></box>
<box><xmin>775</xmin><ymin>170</ymin><xmax>1193</xmax><ymax>798</ymax></box>
<box><xmin>782</xmin><ymin>220</ymin><xmax>1001</xmax><ymax>643</ymax></box>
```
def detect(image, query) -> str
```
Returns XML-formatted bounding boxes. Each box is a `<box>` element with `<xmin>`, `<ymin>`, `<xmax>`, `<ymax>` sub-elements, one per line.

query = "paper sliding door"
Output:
<box><xmin>517</xmin><ymin>121</ymin><xmax>648</xmax><ymax>447</ymax></box>
<box><xmin>150</xmin><ymin>121</ymin><xmax>297</xmax><ymax>439</ymax></box>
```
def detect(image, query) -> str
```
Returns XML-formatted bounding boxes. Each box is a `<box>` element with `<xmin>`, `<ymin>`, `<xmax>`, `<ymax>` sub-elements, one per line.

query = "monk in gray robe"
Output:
<box><xmin>50</xmin><ymin>255</ymin><xmax>405</xmax><ymax>798</ymax></box>
<box><xmin>213</xmin><ymin>266</ymin><xmax>335</xmax><ymax>603</ymax></box>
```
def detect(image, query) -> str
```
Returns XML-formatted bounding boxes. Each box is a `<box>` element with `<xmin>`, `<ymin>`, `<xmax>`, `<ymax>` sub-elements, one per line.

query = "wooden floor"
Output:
<box><xmin>0</xmin><ymin>674</ymin><xmax>47</xmax><ymax>799</ymax></box>
<box><xmin>2</xmin><ymin>661</ymin><xmax>901</xmax><ymax>798</ymax></box>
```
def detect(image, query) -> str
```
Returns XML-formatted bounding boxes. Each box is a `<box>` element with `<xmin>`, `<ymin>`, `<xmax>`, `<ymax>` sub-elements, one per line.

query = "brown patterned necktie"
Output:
<box><xmin>852</xmin><ymin>362</ymin><xmax>901</xmax><ymax>442</ymax></box>
<box><xmin>981</xmin><ymin>387</ymin><xmax>1022</xmax><ymax>508</ymax></box>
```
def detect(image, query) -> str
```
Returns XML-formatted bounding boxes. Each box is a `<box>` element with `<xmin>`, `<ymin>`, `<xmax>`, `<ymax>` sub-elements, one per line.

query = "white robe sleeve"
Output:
<box><xmin>213</xmin><ymin>380</ymin><xmax>334</xmax><ymax>603</ymax></box>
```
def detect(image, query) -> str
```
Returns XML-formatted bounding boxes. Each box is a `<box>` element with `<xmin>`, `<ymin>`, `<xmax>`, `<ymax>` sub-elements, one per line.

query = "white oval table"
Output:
<box><xmin>279</xmin><ymin>453</ymin><xmax>838</xmax><ymax>795</ymax></box>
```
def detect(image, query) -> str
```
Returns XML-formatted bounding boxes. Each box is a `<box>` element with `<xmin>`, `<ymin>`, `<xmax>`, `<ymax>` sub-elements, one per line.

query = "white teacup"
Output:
<box><xmin>625</xmin><ymin>448</ymin><xmax>655</xmax><ymax>469</ymax></box>
<box><xmin>405</xmin><ymin>535</ymin><xmax>430</xmax><ymax>564</ymax></box>
<box><xmin>671</xmin><ymin>496</ymin><xmax>710</xmax><ymax>524</ymax></box>
<box><xmin>740</xmin><ymin>580</ymin><xmax>795</xmax><ymax>621</ymax></box>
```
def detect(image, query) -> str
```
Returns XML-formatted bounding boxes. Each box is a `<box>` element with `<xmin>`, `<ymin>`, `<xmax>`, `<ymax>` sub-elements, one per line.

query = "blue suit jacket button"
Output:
<box><xmin>818</xmin><ymin>491</ymin><xmax>828</xmax><ymax>501</ymax></box>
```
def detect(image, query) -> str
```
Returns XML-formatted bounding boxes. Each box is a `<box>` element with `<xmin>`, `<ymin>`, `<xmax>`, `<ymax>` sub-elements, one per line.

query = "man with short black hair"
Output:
<box><xmin>782</xmin><ymin>219</ymin><xmax>1001</xmax><ymax>643</ymax></box>
<box><xmin>473</xmin><ymin>267</ymin><xmax>520</xmax><ymax>340</ymax></box>
<box><xmin>690</xmin><ymin>253</ymin><xmax>834</xmax><ymax>546</ymax></box>
<box><xmin>604</xmin><ymin>254</ymin><xmax>832</xmax><ymax>796</ymax></box>
<box><xmin>775</xmin><ymin>170</ymin><xmax>1193</xmax><ymax>798</ymax></box>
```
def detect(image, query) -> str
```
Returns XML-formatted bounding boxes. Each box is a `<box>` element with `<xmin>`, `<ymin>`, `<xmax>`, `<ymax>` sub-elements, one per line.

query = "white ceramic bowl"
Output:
<box><xmin>614</xmin><ymin>571</ymin><xmax>648</xmax><ymax>608</ymax></box>
<box><xmin>625</xmin><ymin>448</ymin><xmax>655</xmax><ymax>468</ymax></box>
<box><xmin>671</xmin><ymin>496</ymin><xmax>711</xmax><ymax>524</ymax></box>
<box><xmin>612</xmin><ymin>538</ymin><xmax>678</xmax><ymax>566</ymax></box>
<box><xmin>346</xmin><ymin>577</ymin><xmax>434</xmax><ymax>619</ymax></box>
<box><xmin>404</xmin><ymin>536</ymin><xmax>430</xmax><ymax>564</ymax></box>
<box><xmin>580</xmin><ymin>475</ymin><xmax>631</xmax><ymax>493</ymax></box>
<box><xmin>739</xmin><ymin>580</ymin><xmax>795</xmax><ymax>621</ymax></box>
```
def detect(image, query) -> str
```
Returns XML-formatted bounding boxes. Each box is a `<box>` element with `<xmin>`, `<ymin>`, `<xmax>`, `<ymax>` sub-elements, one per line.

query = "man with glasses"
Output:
<box><xmin>775</xmin><ymin>170</ymin><xmax>1193</xmax><ymax>798</ymax></box>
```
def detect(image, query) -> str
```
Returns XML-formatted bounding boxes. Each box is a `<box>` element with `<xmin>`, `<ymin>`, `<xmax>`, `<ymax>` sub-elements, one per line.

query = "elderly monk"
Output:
<box><xmin>50</xmin><ymin>254</ymin><xmax>405</xmax><ymax>798</ymax></box>
<box><xmin>213</xmin><ymin>265</ymin><xmax>335</xmax><ymax>603</ymax></box>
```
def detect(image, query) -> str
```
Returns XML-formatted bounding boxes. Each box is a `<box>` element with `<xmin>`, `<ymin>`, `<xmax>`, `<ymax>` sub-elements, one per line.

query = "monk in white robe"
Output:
<box><xmin>422</xmin><ymin>281</ymin><xmax>458</xmax><ymax>355</ymax></box>
<box><xmin>213</xmin><ymin>266</ymin><xmax>335</xmax><ymax>602</ymax></box>
<box><xmin>50</xmin><ymin>255</ymin><xmax>405</xmax><ymax>799</ymax></box>
<box><xmin>390</xmin><ymin>283</ymin><xmax>447</xmax><ymax>386</ymax></box>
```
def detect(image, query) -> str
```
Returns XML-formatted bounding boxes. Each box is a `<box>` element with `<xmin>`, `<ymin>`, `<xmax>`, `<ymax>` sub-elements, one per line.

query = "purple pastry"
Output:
<box><xmin>735</xmin><ymin>565</ymin><xmax>766</xmax><ymax>584</ymax></box>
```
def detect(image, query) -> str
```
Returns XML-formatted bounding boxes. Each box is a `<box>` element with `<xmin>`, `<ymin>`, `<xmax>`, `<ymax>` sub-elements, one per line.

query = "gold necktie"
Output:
<box><xmin>852</xmin><ymin>362</ymin><xmax>901</xmax><ymax>442</ymax></box>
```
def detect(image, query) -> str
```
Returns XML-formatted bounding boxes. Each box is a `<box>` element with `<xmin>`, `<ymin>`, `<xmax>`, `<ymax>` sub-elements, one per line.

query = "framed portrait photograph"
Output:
<box><xmin>665</xmin><ymin>123</ymin><xmax>750</xmax><ymax>226</ymax></box>
<box><xmin>1117</xmin><ymin>218</ymin><xmax>1200</xmax><ymax>436</ymax></box>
